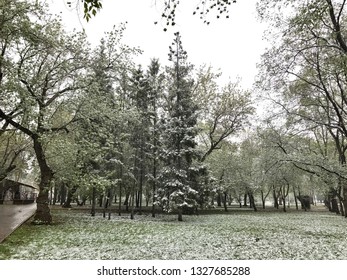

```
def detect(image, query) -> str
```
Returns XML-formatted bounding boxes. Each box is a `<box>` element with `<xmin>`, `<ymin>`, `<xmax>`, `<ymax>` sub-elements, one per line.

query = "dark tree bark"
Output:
<box><xmin>178</xmin><ymin>208</ymin><xmax>183</xmax><ymax>222</ymax></box>
<box><xmin>223</xmin><ymin>192</ymin><xmax>228</xmax><ymax>212</ymax></box>
<box><xmin>91</xmin><ymin>186</ymin><xmax>96</xmax><ymax>216</ymax></box>
<box><xmin>32</xmin><ymin>136</ymin><xmax>53</xmax><ymax>224</ymax></box>
<box><xmin>293</xmin><ymin>186</ymin><xmax>299</xmax><ymax>210</ymax></box>
<box><xmin>118</xmin><ymin>181</ymin><xmax>122</xmax><ymax>216</ymax></box>
<box><xmin>63</xmin><ymin>184</ymin><xmax>79</xmax><ymax>208</ymax></box>
<box><xmin>243</xmin><ymin>193</ymin><xmax>248</xmax><ymax>207</ymax></box>
<box><xmin>273</xmin><ymin>185</ymin><xmax>279</xmax><ymax>209</ymax></box>
<box><xmin>261</xmin><ymin>186</ymin><xmax>271</xmax><ymax>209</ymax></box>
<box><xmin>248</xmin><ymin>192</ymin><xmax>257</xmax><ymax>212</ymax></box>
<box><xmin>331</xmin><ymin>197</ymin><xmax>340</xmax><ymax>214</ymax></box>
<box><xmin>124</xmin><ymin>192</ymin><xmax>130</xmax><ymax>211</ymax></box>
<box><xmin>217</xmin><ymin>192</ymin><xmax>222</xmax><ymax>207</ymax></box>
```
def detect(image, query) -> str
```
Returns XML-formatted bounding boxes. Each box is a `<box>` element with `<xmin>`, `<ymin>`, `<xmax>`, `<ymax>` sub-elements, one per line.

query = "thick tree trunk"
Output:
<box><xmin>32</xmin><ymin>136</ymin><xmax>53</xmax><ymax>224</ymax></box>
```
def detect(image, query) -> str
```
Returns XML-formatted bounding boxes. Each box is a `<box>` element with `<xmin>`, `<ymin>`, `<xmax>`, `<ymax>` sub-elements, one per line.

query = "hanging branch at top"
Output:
<box><xmin>67</xmin><ymin>0</ymin><xmax>102</xmax><ymax>22</ymax></box>
<box><xmin>67</xmin><ymin>0</ymin><xmax>237</xmax><ymax>28</ymax></box>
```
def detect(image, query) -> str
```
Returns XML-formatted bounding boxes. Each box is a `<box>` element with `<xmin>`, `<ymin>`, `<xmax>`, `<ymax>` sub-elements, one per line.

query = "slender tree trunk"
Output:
<box><xmin>118</xmin><ymin>181</ymin><xmax>122</xmax><ymax>216</ymax></box>
<box><xmin>52</xmin><ymin>184</ymin><xmax>58</xmax><ymax>205</ymax></box>
<box><xmin>273</xmin><ymin>185</ymin><xmax>279</xmax><ymax>209</ymax></box>
<box><xmin>223</xmin><ymin>192</ymin><xmax>228</xmax><ymax>212</ymax></box>
<box><xmin>282</xmin><ymin>183</ymin><xmax>290</xmax><ymax>212</ymax></box>
<box><xmin>217</xmin><ymin>192</ymin><xmax>222</xmax><ymax>207</ymax></box>
<box><xmin>107</xmin><ymin>188</ymin><xmax>114</xmax><ymax>220</ymax></box>
<box><xmin>238</xmin><ymin>195</ymin><xmax>242</xmax><ymax>208</ymax></box>
<box><xmin>59</xmin><ymin>182</ymin><xmax>66</xmax><ymax>205</ymax></box>
<box><xmin>138</xmin><ymin>145</ymin><xmax>145</xmax><ymax>215</ymax></box>
<box><xmin>228</xmin><ymin>194</ymin><xmax>232</xmax><ymax>206</ymax></box>
<box><xmin>63</xmin><ymin>184</ymin><xmax>79</xmax><ymax>208</ymax></box>
<box><xmin>261</xmin><ymin>190</ymin><xmax>265</xmax><ymax>209</ymax></box>
<box><xmin>178</xmin><ymin>208</ymin><xmax>183</xmax><ymax>221</ymax></box>
<box><xmin>243</xmin><ymin>193</ymin><xmax>248</xmax><ymax>207</ymax></box>
<box><xmin>91</xmin><ymin>187</ymin><xmax>96</xmax><ymax>216</ymax></box>
<box><xmin>282</xmin><ymin>194</ymin><xmax>286</xmax><ymax>212</ymax></box>
<box><xmin>124</xmin><ymin>192</ymin><xmax>130</xmax><ymax>211</ymax></box>
<box><xmin>331</xmin><ymin>197</ymin><xmax>340</xmax><ymax>214</ymax></box>
<box><xmin>338</xmin><ymin>178</ymin><xmax>347</xmax><ymax>217</ymax></box>
<box><xmin>249</xmin><ymin>192</ymin><xmax>257</xmax><ymax>212</ymax></box>
<box><xmin>118</xmin><ymin>154</ymin><xmax>123</xmax><ymax>216</ymax></box>
<box><xmin>98</xmin><ymin>195</ymin><xmax>103</xmax><ymax>207</ymax></box>
<box><xmin>339</xmin><ymin>199</ymin><xmax>345</xmax><ymax>217</ymax></box>
<box><xmin>293</xmin><ymin>186</ymin><xmax>299</xmax><ymax>210</ymax></box>
<box><xmin>130</xmin><ymin>182</ymin><xmax>136</xmax><ymax>220</ymax></box>
<box><xmin>342</xmin><ymin>184</ymin><xmax>347</xmax><ymax>218</ymax></box>
<box><xmin>152</xmin><ymin>161</ymin><xmax>157</xmax><ymax>217</ymax></box>
<box><xmin>49</xmin><ymin>184</ymin><xmax>53</xmax><ymax>205</ymax></box>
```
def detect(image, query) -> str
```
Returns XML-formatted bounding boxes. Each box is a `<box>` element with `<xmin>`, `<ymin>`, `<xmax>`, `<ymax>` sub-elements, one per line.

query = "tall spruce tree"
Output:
<box><xmin>158</xmin><ymin>32</ymin><xmax>202</xmax><ymax>221</ymax></box>
<box><xmin>146</xmin><ymin>59</ymin><xmax>165</xmax><ymax>217</ymax></box>
<box><xmin>129</xmin><ymin>66</ymin><xmax>152</xmax><ymax>216</ymax></box>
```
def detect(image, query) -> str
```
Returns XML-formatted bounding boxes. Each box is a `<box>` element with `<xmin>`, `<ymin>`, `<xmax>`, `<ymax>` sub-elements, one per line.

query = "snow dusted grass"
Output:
<box><xmin>1</xmin><ymin>208</ymin><xmax>346</xmax><ymax>260</ymax></box>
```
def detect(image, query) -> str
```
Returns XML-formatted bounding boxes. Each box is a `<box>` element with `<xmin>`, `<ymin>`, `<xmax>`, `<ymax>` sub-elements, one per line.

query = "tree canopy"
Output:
<box><xmin>2</xmin><ymin>0</ymin><xmax>347</xmax><ymax>227</ymax></box>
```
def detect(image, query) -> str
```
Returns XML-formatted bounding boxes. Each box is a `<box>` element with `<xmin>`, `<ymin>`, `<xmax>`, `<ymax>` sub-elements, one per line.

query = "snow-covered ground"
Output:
<box><xmin>1</xmin><ymin>209</ymin><xmax>346</xmax><ymax>259</ymax></box>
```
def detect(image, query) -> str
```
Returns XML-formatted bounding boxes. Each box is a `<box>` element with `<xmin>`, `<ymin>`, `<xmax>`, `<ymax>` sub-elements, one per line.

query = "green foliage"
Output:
<box><xmin>69</xmin><ymin>0</ymin><xmax>237</xmax><ymax>29</ymax></box>
<box><xmin>1</xmin><ymin>0</ymin><xmax>256</xmax><ymax>222</ymax></box>
<box><xmin>157</xmin><ymin>32</ymin><xmax>203</xmax><ymax>216</ymax></box>
<box><xmin>257</xmin><ymin>0</ymin><xmax>347</xmax><ymax>213</ymax></box>
<box><xmin>194</xmin><ymin>66</ymin><xmax>254</xmax><ymax>163</ymax></box>
<box><xmin>79</xmin><ymin>0</ymin><xmax>103</xmax><ymax>22</ymax></box>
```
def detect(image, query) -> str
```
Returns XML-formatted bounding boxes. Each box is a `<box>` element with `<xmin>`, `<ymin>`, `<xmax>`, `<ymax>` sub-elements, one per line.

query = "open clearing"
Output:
<box><xmin>0</xmin><ymin>207</ymin><xmax>346</xmax><ymax>260</ymax></box>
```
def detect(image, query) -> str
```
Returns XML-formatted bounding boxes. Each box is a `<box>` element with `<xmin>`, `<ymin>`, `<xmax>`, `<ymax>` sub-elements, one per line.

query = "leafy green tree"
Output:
<box><xmin>128</xmin><ymin>66</ymin><xmax>152</xmax><ymax>216</ymax></box>
<box><xmin>195</xmin><ymin>66</ymin><xmax>254</xmax><ymax>162</ymax></box>
<box><xmin>257</xmin><ymin>0</ymin><xmax>347</xmax><ymax>217</ymax></box>
<box><xmin>204</xmin><ymin>141</ymin><xmax>237</xmax><ymax>211</ymax></box>
<box><xmin>0</xmin><ymin>131</ymin><xmax>31</xmax><ymax>182</ymax></box>
<box><xmin>0</xmin><ymin>0</ymin><xmax>90</xmax><ymax>223</ymax></box>
<box><xmin>145</xmin><ymin>58</ymin><xmax>165</xmax><ymax>217</ymax></box>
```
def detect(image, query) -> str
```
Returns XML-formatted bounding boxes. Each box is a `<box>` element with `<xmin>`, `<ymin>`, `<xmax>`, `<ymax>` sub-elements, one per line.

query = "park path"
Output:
<box><xmin>0</xmin><ymin>203</ymin><xmax>36</xmax><ymax>243</ymax></box>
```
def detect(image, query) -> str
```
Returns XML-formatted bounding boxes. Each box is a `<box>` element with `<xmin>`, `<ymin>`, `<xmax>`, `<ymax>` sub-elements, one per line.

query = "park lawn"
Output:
<box><xmin>0</xmin><ymin>207</ymin><xmax>346</xmax><ymax>260</ymax></box>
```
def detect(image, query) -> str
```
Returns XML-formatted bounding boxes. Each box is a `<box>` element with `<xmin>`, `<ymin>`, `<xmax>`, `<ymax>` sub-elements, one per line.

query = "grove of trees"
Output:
<box><xmin>1</xmin><ymin>0</ymin><xmax>347</xmax><ymax>224</ymax></box>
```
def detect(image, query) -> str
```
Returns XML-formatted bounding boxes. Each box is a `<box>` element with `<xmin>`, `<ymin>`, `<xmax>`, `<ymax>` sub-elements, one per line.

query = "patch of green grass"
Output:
<box><xmin>0</xmin><ymin>208</ymin><xmax>346</xmax><ymax>260</ymax></box>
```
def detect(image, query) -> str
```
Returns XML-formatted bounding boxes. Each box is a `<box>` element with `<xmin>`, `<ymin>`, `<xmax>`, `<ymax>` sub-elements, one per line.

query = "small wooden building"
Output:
<box><xmin>0</xmin><ymin>179</ymin><xmax>37</xmax><ymax>204</ymax></box>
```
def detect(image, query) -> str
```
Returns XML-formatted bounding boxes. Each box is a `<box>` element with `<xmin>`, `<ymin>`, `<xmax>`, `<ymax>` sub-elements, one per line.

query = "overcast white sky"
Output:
<box><xmin>48</xmin><ymin>0</ymin><xmax>269</xmax><ymax>89</ymax></box>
